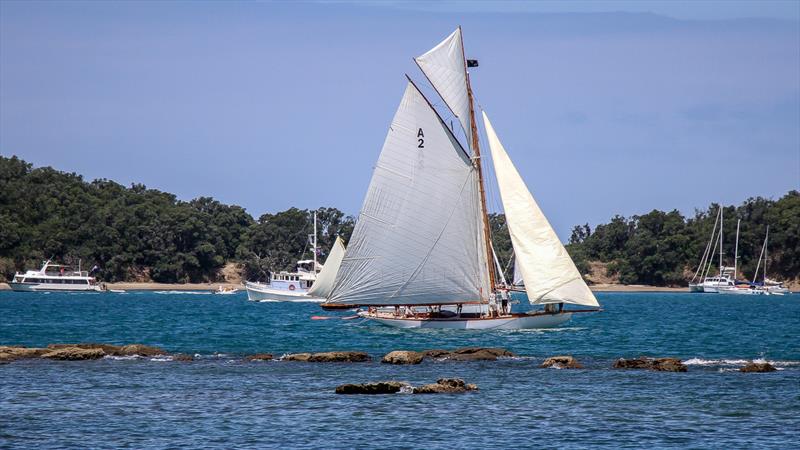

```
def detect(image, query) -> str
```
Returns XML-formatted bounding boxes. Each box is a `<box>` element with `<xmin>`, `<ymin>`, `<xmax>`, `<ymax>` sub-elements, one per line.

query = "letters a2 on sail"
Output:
<box><xmin>324</xmin><ymin>28</ymin><xmax>600</xmax><ymax>329</ymax></box>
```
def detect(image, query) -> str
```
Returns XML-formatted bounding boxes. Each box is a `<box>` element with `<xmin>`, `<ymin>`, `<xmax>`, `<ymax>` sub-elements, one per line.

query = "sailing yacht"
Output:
<box><xmin>321</xmin><ymin>28</ymin><xmax>600</xmax><ymax>329</ymax></box>
<box><xmin>719</xmin><ymin>226</ymin><xmax>790</xmax><ymax>296</ymax></box>
<box><xmin>688</xmin><ymin>207</ymin><xmax>736</xmax><ymax>293</ymax></box>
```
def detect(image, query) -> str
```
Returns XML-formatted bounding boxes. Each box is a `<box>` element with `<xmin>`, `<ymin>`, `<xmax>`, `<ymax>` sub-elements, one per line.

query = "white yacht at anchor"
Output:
<box><xmin>9</xmin><ymin>260</ymin><xmax>104</xmax><ymax>292</ymax></box>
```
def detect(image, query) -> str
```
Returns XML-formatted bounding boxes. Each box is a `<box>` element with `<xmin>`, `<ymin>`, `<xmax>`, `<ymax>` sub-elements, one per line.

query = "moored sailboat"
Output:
<box><xmin>322</xmin><ymin>28</ymin><xmax>600</xmax><ymax>329</ymax></box>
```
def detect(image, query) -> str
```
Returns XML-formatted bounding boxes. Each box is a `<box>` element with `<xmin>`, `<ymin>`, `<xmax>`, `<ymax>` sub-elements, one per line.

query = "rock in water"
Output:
<box><xmin>245</xmin><ymin>353</ymin><xmax>274</xmax><ymax>361</ymax></box>
<box><xmin>282</xmin><ymin>353</ymin><xmax>312</xmax><ymax>362</ymax></box>
<box><xmin>0</xmin><ymin>346</ymin><xmax>49</xmax><ymax>362</ymax></box>
<box><xmin>172</xmin><ymin>354</ymin><xmax>194</xmax><ymax>362</ymax></box>
<box><xmin>283</xmin><ymin>351</ymin><xmax>370</xmax><ymax>362</ymax></box>
<box><xmin>381</xmin><ymin>350</ymin><xmax>424</xmax><ymax>365</ymax></box>
<box><xmin>541</xmin><ymin>356</ymin><xmax>583</xmax><ymax>369</ymax></box>
<box><xmin>651</xmin><ymin>358</ymin><xmax>687</xmax><ymax>372</ymax></box>
<box><xmin>413</xmin><ymin>378</ymin><xmax>479</xmax><ymax>394</ymax></box>
<box><xmin>46</xmin><ymin>343</ymin><xmax>166</xmax><ymax>357</ymax></box>
<box><xmin>117</xmin><ymin>344</ymin><xmax>167</xmax><ymax>357</ymax></box>
<box><xmin>740</xmin><ymin>362</ymin><xmax>777</xmax><ymax>373</ymax></box>
<box><xmin>613</xmin><ymin>357</ymin><xmax>687</xmax><ymax>372</ymax></box>
<box><xmin>310</xmin><ymin>351</ymin><xmax>370</xmax><ymax>362</ymax></box>
<box><xmin>335</xmin><ymin>381</ymin><xmax>411</xmax><ymax>394</ymax></box>
<box><xmin>41</xmin><ymin>347</ymin><xmax>106</xmax><ymax>361</ymax></box>
<box><xmin>421</xmin><ymin>349</ymin><xmax>451</xmax><ymax>359</ymax></box>
<box><xmin>422</xmin><ymin>347</ymin><xmax>516</xmax><ymax>362</ymax></box>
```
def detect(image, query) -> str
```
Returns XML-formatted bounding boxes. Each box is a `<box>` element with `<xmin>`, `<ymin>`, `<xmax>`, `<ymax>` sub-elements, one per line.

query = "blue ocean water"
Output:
<box><xmin>1</xmin><ymin>291</ymin><xmax>798</xmax><ymax>449</ymax></box>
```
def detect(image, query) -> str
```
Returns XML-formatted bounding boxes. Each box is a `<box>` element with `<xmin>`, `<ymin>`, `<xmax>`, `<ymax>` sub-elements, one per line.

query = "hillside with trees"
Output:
<box><xmin>0</xmin><ymin>156</ymin><xmax>353</xmax><ymax>283</ymax></box>
<box><xmin>565</xmin><ymin>192</ymin><xmax>799</xmax><ymax>286</ymax></box>
<box><xmin>1</xmin><ymin>155</ymin><xmax>797</xmax><ymax>286</ymax></box>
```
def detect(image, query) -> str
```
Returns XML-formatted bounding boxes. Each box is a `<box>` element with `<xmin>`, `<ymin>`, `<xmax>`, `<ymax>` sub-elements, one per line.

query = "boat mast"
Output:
<box><xmin>460</xmin><ymin>28</ymin><xmax>496</xmax><ymax>291</ymax></box>
<box><xmin>764</xmin><ymin>225</ymin><xmax>769</xmax><ymax>283</ymax></box>
<box><xmin>719</xmin><ymin>207</ymin><xmax>724</xmax><ymax>275</ymax></box>
<box><xmin>733</xmin><ymin>219</ymin><xmax>740</xmax><ymax>281</ymax></box>
<box><xmin>313</xmin><ymin>211</ymin><xmax>318</xmax><ymax>271</ymax></box>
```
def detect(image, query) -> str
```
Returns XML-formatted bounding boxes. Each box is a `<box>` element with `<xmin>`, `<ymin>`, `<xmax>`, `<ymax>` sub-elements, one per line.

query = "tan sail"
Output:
<box><xmin>482</xmin><ymin>111</ymin><xmax>599</xmax><ymax>307</ymax></box>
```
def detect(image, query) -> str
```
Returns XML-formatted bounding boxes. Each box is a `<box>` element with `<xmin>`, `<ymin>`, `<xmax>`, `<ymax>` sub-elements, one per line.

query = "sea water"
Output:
<box><xmin>1</xmin><ymin>291</ymin><xmax>798</xmax><ymax>448</ymax></box>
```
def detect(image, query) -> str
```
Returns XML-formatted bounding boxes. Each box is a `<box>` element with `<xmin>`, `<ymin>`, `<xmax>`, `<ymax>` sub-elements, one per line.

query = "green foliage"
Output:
<box><xmin>567</xmin><ymin>193</ymin><xmax>800</xmax><ymax>286</ymax></box>
<box><xmin>0</xmin><ymin>156</ymin><xmax>354</xmax><ymax>283</ymax></box>
<box><xmin>2</xmin><ymin>156</ymin><xmax>795</xmax><ymax>287</ymax></box>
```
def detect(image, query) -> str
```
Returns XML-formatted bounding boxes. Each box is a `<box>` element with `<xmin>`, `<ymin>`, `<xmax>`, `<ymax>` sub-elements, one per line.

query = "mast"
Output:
<box><xmin>764</xmin><ymin>225</ymin><xmax>769</xmax><ymax>283</ymax></box>
<box><xmin>313</xmin><ymin>211</ymin><xmax>318</xmax><ymax>271</ymax></box>
<box><xmin>460</xmin><ymin>28</ymin><xmax>496</xmax><ymax>292</ymax></box>
<box><xmin>719</xmin><ymin>207</ymin><xmax>723</xmax><ymax>275</ymax></box>
<box><xmin>733</xmin><ymin>219</ymin><xmax>740</xmax><ymax>281</ymax></box>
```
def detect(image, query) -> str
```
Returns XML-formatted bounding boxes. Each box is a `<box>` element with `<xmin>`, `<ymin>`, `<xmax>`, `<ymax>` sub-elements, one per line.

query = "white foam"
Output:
<box><xmin>103</xmin><ymin>355</ymin><xmax>140</xmax><ymax>361</ymax></box>
<box><xmin>684</xmin><ymin>357</ymin><xmax>798</xmax><ymax>367</ymax></box>
<box><xmin>154</xmin><ymin>291</ymin><xmax>212</xmax><ymax>295</ymax></box>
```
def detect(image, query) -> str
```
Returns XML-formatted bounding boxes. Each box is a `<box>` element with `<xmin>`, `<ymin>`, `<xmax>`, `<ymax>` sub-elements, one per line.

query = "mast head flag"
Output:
<box><xmin>467</xmin><ymin>59</ymin><xmax>479</xmax><ymax>67</ymax></box>
<box><xmin>414</xmin><ymin>28</ymin><xmax>474</xmax><ymax>148</ymax></box>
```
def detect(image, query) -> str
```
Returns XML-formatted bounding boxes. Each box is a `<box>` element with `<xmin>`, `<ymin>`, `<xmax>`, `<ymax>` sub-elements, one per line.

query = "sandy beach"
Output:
<box><xmin>0</xmin><ymin>282</ymin><xmax>243</xmax><ymax>291</ymax></box>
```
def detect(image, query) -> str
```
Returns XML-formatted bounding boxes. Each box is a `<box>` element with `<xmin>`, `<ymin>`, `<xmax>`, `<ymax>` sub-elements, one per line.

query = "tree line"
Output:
<box><xmin>0</xmin><ymin>156</ymin><xmax>352</xmax><ymax>283</ymax></box>
<box><xmin>1</xmin><ymin>156</ymin><xmax>796</xmax><ymax>286</ymax></box>
<box><xmin>564</xmin><ymin>192</ymin><xmax>799</xmax><ymax>286</ymax></box>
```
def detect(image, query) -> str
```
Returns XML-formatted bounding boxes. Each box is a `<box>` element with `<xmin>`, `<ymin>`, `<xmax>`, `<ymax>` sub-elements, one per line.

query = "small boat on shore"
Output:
<box><xmin>322</xmin><ymin>28</ymin><xmax>600</xmax><ymax>329</ymax></box>
<box><xmin>9</xmin><ymin>260</ymin><xmax>104</xmax><ymax>292</ymax></box>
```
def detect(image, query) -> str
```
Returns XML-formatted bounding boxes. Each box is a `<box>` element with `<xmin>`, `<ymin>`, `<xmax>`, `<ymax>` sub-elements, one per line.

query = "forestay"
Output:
<box><xmin>327</xmin><ymin>82</ymin><xmax>488</xmax><ymax>306</ymax></box>
<box><xmin>414</xmin><ymin>28</ymin><xmax>473</xmax><ymax>147</ymax></box>
<box><xmin>482</xmin><ymin>111</ymin><xmax>599</xmax><ymax>307</ymax></box>
<box><xmin>307</xmin><ymin>236</ymin><xmax>346</xmax><ymax>298</ymax></box>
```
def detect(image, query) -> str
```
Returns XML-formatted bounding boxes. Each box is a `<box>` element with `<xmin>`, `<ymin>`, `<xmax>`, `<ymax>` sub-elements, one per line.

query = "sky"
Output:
<box><xmin>1</xmin><ymin>0</ymin><xmax>798</xmax><ymax>240</ymax></box>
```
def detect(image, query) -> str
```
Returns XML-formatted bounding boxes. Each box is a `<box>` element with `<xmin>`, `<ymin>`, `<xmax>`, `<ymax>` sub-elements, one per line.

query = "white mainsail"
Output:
<box><xmin>327</xmin><ymin>81</ymin><xmax>488</xmax><ymax>306</ymax></box>
<box><xmin>307</xmin><ymin>236</ymin><xmax>346</xmax><ymax>298</ymax></box>
<box><xmin>482</xmin><ymin>111</ymin><xmax>599</xmax><ymax>307</ymax></box>
<box><xmin>414</xmin><ymin>28</ymin><xmax>473</xmax><ymax>146</ymax></box>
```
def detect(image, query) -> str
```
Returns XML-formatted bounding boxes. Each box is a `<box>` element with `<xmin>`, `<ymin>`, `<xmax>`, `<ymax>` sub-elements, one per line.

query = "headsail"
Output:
<box><xmin>482</xmin><ymin>111</ymin><xmax>599</xmax><ymax>307</ymax></box>
<box><xmin>414</xmin><ymin>28</ymin><xmax>473</xmax><ymax>147</ymax></box>
<box><xmin>307</xmin><ymin>236</ymin><xmax>346</xmax><ymax>298</ymax></box>
<box><xmin>512</xmin><ymin>256</ymin><xmax>524</xmax><ymax>287</ymax></box>
<box><xmin>326</xmin><ymin>82</ymin><xmax>489</xmax><ymax>306</ymax></box>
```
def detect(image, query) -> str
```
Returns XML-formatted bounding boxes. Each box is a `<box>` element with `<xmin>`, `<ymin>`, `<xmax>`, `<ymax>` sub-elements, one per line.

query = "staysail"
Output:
<box><xmin>512</xmin><ymin>256</ymin><xmax>524</xmax><ymax>287</ymax></box>
<box><xmin>307</xmin><ymin>236</ymin><xmax>346</xmax><ymax>298</ymax></box>
<box><xmin>482</xmin><ymin>111</ymin><xmax>599</xmax><ymax>307</ymax></box>
<box><xmin>327</xmin><ymin>81</ymin><xmax>488</xmax><ymax>306</ymax></box>
<box><xmin>414</xmin><ymin>28</ymin><xmax>473</xmax><ymax>146</ymax></box>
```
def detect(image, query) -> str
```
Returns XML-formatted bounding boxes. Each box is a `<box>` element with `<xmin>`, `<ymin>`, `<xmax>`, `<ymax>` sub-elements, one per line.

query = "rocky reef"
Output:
<box><xmin>613</xmin><ymin>357</ymin><xmax>687</xmax><ymax>372</ymax></box>
<box><xmin>540</xmin><ymin>356</ymin><xmax>583</xmax><ymax>369</ymax></box>
<box><xmin>336</xmin><ymin>378</ymin><xmax>477</xmax><ymax>395</ymax></box>
<box><xmin>740</xmin><ymin>362</ymin><xmax>777</xmax><ymax>373</ymax></box>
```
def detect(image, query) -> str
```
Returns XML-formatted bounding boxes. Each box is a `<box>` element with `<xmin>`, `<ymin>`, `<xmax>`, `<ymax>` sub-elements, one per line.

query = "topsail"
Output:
<box><xmin>414</xmin><ymin>28</ymin><xmax>473</xmax><ymax>147</ymax></box>
<box><xmin>483</xmin><ymin>111</ymin><xmax>599</xmax><ymax>307</ymax></box>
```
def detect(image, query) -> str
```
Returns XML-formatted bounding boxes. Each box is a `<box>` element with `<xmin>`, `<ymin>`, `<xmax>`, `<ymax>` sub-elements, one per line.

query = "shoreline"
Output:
<box><xmin>1</xmin><ymin>282</ymin><xmax>778</xmax><ymax>293</ymax></box>
<box><xmin>0</xmin><ymin>282</ymin><xmax>243</xmax><ymax>291</ymax></box>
